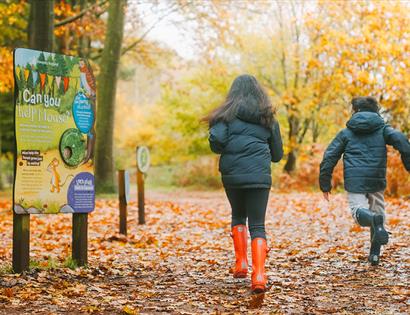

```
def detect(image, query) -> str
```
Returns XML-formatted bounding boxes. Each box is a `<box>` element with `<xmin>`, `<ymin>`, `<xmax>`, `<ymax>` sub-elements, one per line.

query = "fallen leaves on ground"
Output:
<box><xmin>0</xmin><ymin>191</ymin><xmax>409</xmax><ymax>314</ymax></box>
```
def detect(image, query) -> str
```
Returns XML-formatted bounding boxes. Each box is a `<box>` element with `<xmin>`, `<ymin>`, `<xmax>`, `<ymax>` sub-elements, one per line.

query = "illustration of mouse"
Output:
<box><xmin>47</xmin><ymin>158</ymin><xmax>73</xmax><ymax>193</ymax></box>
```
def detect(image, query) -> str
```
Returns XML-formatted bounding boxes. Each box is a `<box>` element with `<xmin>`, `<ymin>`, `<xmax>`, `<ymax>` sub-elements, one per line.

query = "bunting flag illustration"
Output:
<box><xmin>47</xmin><ymin>74</ymin><xmax>54</xmax><ymax>90</ymax></box>
<box><xmin>39</xmin><ymin>73</ymin><xmax>47</xmax><ymax>92</ymax></box>
<box><xmin>63</xmin><ymin>77</ymin><xmax>70</xmax><ymax>93</ymax></box>
<box><xmin>24</xmin><ymin>68</ymin><xmax>29</xmax><ymax>81</ymax></box>
<box><xmin>32</xmin><ymin>70</ymin><xmax>38</xmax><ymax>87</ymax></box>
<box><xmin>55</xmin><ymin>76</ymin><xmax>61</xmax><ymax>89</ymax></box>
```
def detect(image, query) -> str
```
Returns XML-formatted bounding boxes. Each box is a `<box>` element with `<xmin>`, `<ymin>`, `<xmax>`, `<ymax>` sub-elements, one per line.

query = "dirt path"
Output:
<box><xmin>0</xmin><ymin>191</ymin><xmax>409</xmax><ymax>314</ymax></box>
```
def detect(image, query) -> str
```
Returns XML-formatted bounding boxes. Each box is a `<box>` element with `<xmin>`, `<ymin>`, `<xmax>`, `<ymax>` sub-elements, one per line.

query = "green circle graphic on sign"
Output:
<box><xmin>60</xmin><ymin>128</ymin><xmax>86</xmax><ymax>167</ymax></box>
<box><xmin>137</xmin><ymin>146</ymin><xmax>150</xmax><ymax>173</ymax></box>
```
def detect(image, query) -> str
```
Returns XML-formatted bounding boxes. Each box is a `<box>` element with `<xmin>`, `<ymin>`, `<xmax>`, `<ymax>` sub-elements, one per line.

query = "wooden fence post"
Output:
<box><xmin>12</xmin><ymin>213</ymin><xmax>30</xmax><ymax>273</ymax></box>
<box><xmin>137</xmin><ymin>169</ymin><xmax>145</xmax><ymax>224</ymax></box>
<box><xmin>72</xmin><ymin>213</ymin><xmax>88</xmax><ymax>266</ymax></box>
<box><xmin>118</xmin><ymin>170</ymin><xmax>127</xmax><ymax>235</ymax></box>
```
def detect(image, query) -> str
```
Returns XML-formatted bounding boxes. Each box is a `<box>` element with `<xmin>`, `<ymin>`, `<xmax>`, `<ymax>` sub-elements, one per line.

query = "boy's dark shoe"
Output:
<box><xmin>368</xmin><ymin>226</ymin><xmax>381</xmax><ymax>266</ymax></box>
<box><xmin>372</xmin><ymin>214</ymin><xmax>389</xmax><ymax>245</ymax></box>
<box><xmin>356</xmin><ymin>208</ymin><xmax>389</xmax><ymax>245</ymax></box>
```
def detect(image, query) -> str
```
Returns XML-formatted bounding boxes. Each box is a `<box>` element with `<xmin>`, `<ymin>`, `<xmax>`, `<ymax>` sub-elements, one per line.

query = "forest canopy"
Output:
<box><xmin>0</xmin><ymin>0</ymin><xmax>409</xmax><ymax>194</ymax></box>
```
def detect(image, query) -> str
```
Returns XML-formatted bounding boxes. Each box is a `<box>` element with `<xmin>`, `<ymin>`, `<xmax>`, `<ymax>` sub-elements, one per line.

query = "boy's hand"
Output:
<box><xmin>323</xmin><ymin>192</ymin><xmax>330</xmax><ymax>202</ymax></box>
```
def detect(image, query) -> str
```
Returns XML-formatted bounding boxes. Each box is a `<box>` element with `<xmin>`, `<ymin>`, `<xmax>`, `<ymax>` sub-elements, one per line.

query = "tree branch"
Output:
<box><xmin>54</xmin><ymin>0</ymin><xmax>108</xmax><ymax>28</ymax></box>
<box><xmin>261</xmin><ymin>74</ymin><xmax>281</xmax><ymax>97</ymax></box>
<box><xmin>120</xmin><ymin>2</ymin><xmax>189</xmax><ymax>57</ymax></box>
<box><xmin>298</xmin><ymin>118</ymin><xmax>310</xmax><ymax>144</ymax></box>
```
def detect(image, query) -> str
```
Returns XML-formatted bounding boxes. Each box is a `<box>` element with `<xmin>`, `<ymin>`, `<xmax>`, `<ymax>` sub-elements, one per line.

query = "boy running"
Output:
<box><xmin>319</xmin><ymin>96</ymin><xmax>410</xmax><ymax>265</ymax></box>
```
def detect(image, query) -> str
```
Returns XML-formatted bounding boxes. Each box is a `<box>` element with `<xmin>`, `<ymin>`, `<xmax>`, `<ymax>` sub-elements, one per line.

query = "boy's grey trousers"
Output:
<box><xmin>348</xmin><ymin>191</ymin><xmax>385</xmax><ymax>224</ymax></box>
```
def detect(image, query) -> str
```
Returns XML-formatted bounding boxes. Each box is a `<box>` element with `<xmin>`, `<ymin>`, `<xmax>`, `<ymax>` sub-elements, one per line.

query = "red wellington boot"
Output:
<box><xmin>251</xmin><ymin>238</ymin><xmax>268</xmax><ymax>293</ymax></box>
<box><xmin>231</xmin><ymin>225</ymin><xmax>248</xmax><ymax>278</ymax></box>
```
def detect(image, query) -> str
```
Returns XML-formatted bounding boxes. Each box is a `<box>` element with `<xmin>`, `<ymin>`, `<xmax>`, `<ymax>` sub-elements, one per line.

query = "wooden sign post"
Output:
<box><xmin>72</xmin><ymin>213</ymin><xmax>88</xmax><ymax>266</ymax></box>
<box><xmin>118</xmin><ymin>170</ymin><xmax>130</xmax><ymax>235</ymax></box>
<box><xmin>12</xmin><ymin>213</ymin><xmax>30</xmax><ymax>273</ymax></box>
<box><xmin>12</xmin><ymin>48</ymin><xmax>97</xmax><ymax>271</ymax></box>
<box><xmin>136</xmin><ymin>146</ymin><xmax>150</xmax><ymax>225</ymax></box>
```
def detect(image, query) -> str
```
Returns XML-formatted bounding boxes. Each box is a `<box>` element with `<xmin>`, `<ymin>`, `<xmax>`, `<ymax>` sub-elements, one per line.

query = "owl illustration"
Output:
<box><xmin>79</xmin><ymin>59</ymin><xmax>96</xmax><ymax>97</ymax></box>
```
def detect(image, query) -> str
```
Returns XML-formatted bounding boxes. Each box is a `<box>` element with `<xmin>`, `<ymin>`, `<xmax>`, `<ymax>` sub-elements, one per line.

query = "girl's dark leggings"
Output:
<box><xmin>225</xmin><ymin>188</ymin><xmax>270</xmax><ymax>240</ymax></box>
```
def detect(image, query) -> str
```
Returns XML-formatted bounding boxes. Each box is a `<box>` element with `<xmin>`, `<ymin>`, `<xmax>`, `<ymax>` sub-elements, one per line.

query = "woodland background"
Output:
<box><xmin>0</xmin><ymin>0</ymin><xmax>409</xmax><ymax>196</ymax></box>
<box><xmin>0</xmin><ymin>1</ymin><xmax>409</xmax><ymax>314</ymax></box>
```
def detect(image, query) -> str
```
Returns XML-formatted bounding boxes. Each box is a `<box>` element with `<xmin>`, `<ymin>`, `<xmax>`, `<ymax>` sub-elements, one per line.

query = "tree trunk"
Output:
<box><xmin>284</xmin><ymin>114</ymin><xmax>299</xmax><ymax>173</ymax></box>
<box><xmin>95</xmin><ymin>0</ymin><xmax>126</xmax><ymax>193</ymax></box>
<box><xmin>284</xmin><ymin>150</ymin><xmax>297</xmax><ymax>173</ymax></box>
<box><xmin>28</xmin><ymin>0</ymin><xmax>55</xmax><ymax>52</ymax></box>
<box><xmin>312</xmin><ymin>119</ymin><xmax>320</xmax><ymax>143</ymax></box>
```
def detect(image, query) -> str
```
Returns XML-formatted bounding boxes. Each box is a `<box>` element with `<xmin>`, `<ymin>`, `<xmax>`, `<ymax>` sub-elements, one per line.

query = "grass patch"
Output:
<box><xmin>2</xmin><ymin>257</ymin><xmax>77</xmax><ymax>274</ymax></box>
<box><xmin>0</xmin><ymin>264</ymin><xmax>13</xmax><ymax>275</ymax></box>
<box><xmin>63</xmin><ymin>256</ymin><xmax>79</xmax><ymax>270</ymax></box>
<box><xmin>29</xmin><ymin>257</ymin><xmax>59</xmax><ymax>270</ymax></box>
<box><xmin>29</xmin><ymin>260</ymin><xmax>41</xmax><ymax>270</ymax></box>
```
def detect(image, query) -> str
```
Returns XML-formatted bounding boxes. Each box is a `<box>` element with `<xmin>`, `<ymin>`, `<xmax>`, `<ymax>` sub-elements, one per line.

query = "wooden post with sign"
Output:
<box><xmin>12</xmin><ymin>213</ymin><xmax>30</xmax><ymax>273</ymax></box>
<box><xmin>136</xmin><ymin>146</ymin><xmax>150</xmax><ymax>225</ymax></box>
<box><xmin>12</xmin><ymin>48</ymin><xmax>97</xmax><ymax>272</ymax></box>
<box><xmin>118</xmin><ymin>170</ymin><xmax>128</xmax><ymax>235</ymax></box>
<box><xmin>72</xmin><ymin>213</ymin><xmax>88</xmax><ymax>266</ymax></box>
<box><xmin>12</xmin><ymin>2</ymin><xmax>54</xmax><ymax>273</ymax></box>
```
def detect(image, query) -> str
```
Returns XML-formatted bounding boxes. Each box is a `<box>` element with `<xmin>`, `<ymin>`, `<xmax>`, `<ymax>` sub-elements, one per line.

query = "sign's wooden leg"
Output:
<box><xmin>12</xmin><ymin>213</ymin><xmax>30</xmax><ymax>273</ymax></box>
<box><xmin>72</xmin><ymin>213</ymin><xmax>88</xmax><ymax>266</ymax></box>
<box><xmin>118</xmin><ymin>170</ymin><xmax>127</xmax><ymax>235</ymax></box>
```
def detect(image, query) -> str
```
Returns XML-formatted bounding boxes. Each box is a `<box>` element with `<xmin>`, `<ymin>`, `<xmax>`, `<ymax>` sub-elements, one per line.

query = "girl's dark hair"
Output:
<box><xmin>203</xmin><ymin>74</ymin><xmax>275</xmax><ymax>128</ymax></box>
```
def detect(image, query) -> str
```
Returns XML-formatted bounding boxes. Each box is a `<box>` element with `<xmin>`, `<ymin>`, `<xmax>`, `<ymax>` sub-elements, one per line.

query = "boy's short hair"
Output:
<box><xmin>351</xmin><ymin>96</ymin><xmax>379</xmax><ymax>113</ymax></box>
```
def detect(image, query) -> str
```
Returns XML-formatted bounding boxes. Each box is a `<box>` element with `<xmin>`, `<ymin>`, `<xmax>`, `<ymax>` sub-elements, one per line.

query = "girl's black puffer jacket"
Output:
<box><xmin>208</xmin><ymin>104</ymin><xmax>283</xmax><ymax>188</ymax></box>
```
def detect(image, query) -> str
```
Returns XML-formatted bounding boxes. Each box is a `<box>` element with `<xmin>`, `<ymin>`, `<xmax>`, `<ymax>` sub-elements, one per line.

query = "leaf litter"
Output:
<box><xmin>0</xmin><ymin>191</ymin><xmax>409</xmax><ymax>314</ymax></box>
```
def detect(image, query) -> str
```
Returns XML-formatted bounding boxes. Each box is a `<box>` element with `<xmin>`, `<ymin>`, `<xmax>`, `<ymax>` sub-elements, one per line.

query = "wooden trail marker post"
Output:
<box><xmin>136</xmin><ymin>146</ymin><xmax>150</xmax><ymax>225</ymax></box>
<box><xmin>118</xmin><ymin>170</ymin><xmax>130</xmax><ymax>235</ymax></box>
<box><xmin>12</xmin><ymin>48</ymin><xmax>97</xmax><ymax>272</ymax></box>
<box><xmin>137</xmin><ymin>170</ymin><xmax>145</xmax><ymax>225</ymax></box>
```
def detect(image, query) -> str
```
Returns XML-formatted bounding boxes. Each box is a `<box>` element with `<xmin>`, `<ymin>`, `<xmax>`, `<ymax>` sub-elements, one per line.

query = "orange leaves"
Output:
<box><xmin>0</xmin><ymin>47</ymin><xmax>13</xmax><ymax>93</ymax></box>
<box><xmin>356</xmin><ymin>70</ymin><xmax>371</xmax><ymax>85</ymax></box>
<box><xmin>248</xmin><ymin>292</ymin><xmax>265</xmax><ymax>309</ymax></box>
<box><xmin>350</xmin><ymin>225</ymin><xmax>362</xmax><ymax>233</ymax></box>
<box><xmin>386</xmin><ymin>148</ymin><xmax>410</xmax><ymax>197</ymax></box>
<box><xmin>0</xmin><ymin>191</ymin><xmax>409</xmax><ymax>313</ymax></box>
<box><xmin>0</xmin><ymin>1</ymin><xmax>27</xmax><ymax>93</ymax></box>
<box><xmin>122</xmin><ymin>305</ymin><xmax>138</xmax><ymax>315</ymax></box>
<box><xmin>0</xmin><ymin>199</ymin><xmax>11</xmax><ymax>211</ymax></box>
<box><xmin>53</xmin><ymin>1</ymin><xmax>106</xmax><ymax>49</ymax></box>
<box><xmin>3</xmin><ymin>288</ymin><xmax>13</xmax><ymax>298</ymax></box>
<box><xmin>388</xmin><ymin>217</ymin><xmax>401</xmax><ymax>227</ymax></box>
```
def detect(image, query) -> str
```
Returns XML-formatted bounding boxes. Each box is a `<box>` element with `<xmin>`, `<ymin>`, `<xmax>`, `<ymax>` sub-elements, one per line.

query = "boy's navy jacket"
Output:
<box><xmin>319</xmin><ymin>111</ymin><xmax>410</xmax><ymax>193</ymax></box>
<box><xmin>208</xmin><ymin>104</ymin><xmax>283</xmax><ymax>188</ymax></box>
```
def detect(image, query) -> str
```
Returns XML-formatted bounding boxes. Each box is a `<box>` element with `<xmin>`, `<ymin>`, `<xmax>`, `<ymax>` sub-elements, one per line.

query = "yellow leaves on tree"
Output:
<box><xmin>53</xmin><ymin>1</ymin><xmax>106</xmax><ymax>56</ymax></box>
<box><xmin>312</xmin><ymin>0</ymin><xmax>410</xmax><ymax>131</ymax></box>
<box><xmin>0</xmin><ymin>48</ymin><xmax>13</xmax><ymax>93</ymax></box>
<box><xmin>0</xmin><ymin>1</ymin><xmax>27</xmax><ymax>93</ymax></box>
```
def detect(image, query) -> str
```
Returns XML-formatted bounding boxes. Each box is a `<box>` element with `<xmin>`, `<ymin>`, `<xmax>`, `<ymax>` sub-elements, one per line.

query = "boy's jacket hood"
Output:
<box><xmin>346</xmin><ymin>112</ymin><xmax>385</xmax><ymax>134</ymax></box>
<box><xmin>235</xmin><ymin>101</ymin><xmax>262</xmax><ymax>124</ymax></box>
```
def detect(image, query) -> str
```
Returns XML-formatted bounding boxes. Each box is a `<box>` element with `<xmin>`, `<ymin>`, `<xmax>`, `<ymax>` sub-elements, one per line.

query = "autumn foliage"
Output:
<box><xmin>1</xmin><ymin>1</ymin><xmax>409</xmax><ymax>193</ymax></box>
